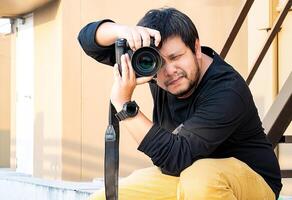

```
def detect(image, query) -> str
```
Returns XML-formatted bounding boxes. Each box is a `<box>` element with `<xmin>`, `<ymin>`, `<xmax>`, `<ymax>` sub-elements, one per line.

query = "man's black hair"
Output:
<box><xmin>137</xmin><ymin>7</ymin><xmax>199</xmax><ymax>53</ymax></box>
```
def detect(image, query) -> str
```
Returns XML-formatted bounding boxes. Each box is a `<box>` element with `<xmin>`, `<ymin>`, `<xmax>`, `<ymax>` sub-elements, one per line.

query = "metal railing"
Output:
<box><xmin>221</xmin><ymin>0</ymin><xmax>292</xmax><ymax>178</ymax></box>
<box><xmin>220</xmin><ymin>0</ymin><xmax>254</xmax><ymax>59</ymax></box>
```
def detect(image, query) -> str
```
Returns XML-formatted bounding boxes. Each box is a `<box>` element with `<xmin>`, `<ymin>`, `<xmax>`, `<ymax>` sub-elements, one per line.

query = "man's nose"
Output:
<box><xmin>163</xmin><ymin>63</ymin><xmax>177</xmax><ymax>76</ymax></box>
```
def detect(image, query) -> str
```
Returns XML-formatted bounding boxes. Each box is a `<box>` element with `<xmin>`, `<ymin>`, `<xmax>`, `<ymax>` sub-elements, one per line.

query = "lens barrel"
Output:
<box><xmin>131</xmin><ymin>46</ymin><xmax>162</xmax><ymax>77</ymax></box>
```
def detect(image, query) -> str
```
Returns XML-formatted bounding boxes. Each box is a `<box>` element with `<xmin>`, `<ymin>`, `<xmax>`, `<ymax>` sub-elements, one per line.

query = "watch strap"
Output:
<box><xmin>115</xmin><ymin>111</ymin><xmax>128</xmax><ymax>121</ymax></box>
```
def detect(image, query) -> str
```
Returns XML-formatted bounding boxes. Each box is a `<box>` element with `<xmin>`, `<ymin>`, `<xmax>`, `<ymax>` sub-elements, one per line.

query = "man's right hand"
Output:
<box><xmin>95</xmin><ymin>22</ymin><xmax>161</xmax><ymax>51</ymax></box>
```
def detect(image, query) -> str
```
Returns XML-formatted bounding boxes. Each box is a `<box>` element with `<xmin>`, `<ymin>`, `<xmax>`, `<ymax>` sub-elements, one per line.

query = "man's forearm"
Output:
<box><xmin>95</xmin><ymin>22</ymin><xmax>119</xmax><ymax>46</ymax></box>
<box><xmin>120</xmin><ymin>110</ymin><xmax>153</xmax><ymax>144</ymax></box>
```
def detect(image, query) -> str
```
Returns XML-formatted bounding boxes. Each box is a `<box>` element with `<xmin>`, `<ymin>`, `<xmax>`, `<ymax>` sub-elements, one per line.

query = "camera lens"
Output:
<box><xmin>137</xmin><ymin>52</ymin><xmax>156</xmax><ymax>72</ymax></box>
<box><xmin>132</xmin><ymin>47</ymin><xmax>162</xmax><ymax>77</ymax></box>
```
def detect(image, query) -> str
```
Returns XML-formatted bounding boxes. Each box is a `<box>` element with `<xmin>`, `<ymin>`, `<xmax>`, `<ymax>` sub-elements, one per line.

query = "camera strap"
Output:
<box><xmin>104</xmin><ymin>102</ymin><xmax>119</xmax><ymax>200</ymax></box>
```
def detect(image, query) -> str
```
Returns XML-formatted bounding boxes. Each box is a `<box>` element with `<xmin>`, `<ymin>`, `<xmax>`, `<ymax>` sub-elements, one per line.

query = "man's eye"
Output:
<box><xmin>171</xmin><ymin>55</ymin><xmax>181</xmax><ymax>61</ymax></box>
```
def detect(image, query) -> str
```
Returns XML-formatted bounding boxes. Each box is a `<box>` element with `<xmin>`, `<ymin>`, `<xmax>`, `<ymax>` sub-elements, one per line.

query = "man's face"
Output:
<box><xmin>156</xmin><ymin>36</ymin><xmax>201</xmax><ymax>98</ymax></box>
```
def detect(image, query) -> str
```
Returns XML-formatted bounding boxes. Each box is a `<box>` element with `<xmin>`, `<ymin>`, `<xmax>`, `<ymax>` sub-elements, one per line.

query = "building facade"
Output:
<box><xmin>0</xmin><ymin>0</ymin><xmax>291</xmax><ymax>195</ymax></box>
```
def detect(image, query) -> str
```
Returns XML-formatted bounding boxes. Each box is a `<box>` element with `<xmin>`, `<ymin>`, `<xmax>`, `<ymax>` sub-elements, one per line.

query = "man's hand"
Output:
<box><xmin>115</xmin><ymin>24</ymin><xmax>161</xmax><ymax>50</ymax></box>
<box><xmin>96</xmin><ymin>22</ymin><xmax>161</xmax><ymax>50</ymax></box>
<box><xmin>110</xmin><ymin>54</ymin><xmax>153</xmax><ymax>111</ymax></box>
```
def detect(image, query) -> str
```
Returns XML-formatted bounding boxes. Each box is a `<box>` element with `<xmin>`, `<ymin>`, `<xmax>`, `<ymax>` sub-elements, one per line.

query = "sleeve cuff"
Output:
<box><xmin>138</xmin><ymin>124</ymin><xmax>161</xmax><ymax>152</ymax></box>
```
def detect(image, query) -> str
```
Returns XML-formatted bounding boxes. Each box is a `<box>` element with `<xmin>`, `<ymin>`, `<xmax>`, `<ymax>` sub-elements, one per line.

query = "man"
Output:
<box><xmin>78</xmin><ymin>7</ymin><xmax>282</xmax><ymax>200</ymax></box>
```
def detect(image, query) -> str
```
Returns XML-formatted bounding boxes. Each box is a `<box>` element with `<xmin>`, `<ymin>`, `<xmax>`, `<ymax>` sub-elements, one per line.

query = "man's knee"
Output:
<box><xmin>180</xmin><ymin>158</ymin><xmax>222</xmax><ymax>179</ymax></box>
<box><xmin>179</xmin><ymin>159</ymin><xmax>229</xmax><ymax>199</ymax></box>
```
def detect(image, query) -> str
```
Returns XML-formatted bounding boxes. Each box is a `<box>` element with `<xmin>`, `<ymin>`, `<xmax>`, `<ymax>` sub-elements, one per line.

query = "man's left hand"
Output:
<box><xmin>110</xmin><ymin>54</ymin><xmax>153</xmax><ymax>111</ymax></box>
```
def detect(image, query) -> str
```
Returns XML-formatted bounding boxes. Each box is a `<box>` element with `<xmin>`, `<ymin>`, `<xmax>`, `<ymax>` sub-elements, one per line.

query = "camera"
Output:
<box><xmin>115</xmin><ymin>38</ymin><xmax>162</xmax><ymax>77</ymax></box>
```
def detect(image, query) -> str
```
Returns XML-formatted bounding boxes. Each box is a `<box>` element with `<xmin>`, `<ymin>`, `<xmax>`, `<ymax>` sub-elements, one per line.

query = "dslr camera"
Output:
<box><xmin>115</xmin><ymin>38</ymin><xmax>162</xmax><ymax>77</ymax></box>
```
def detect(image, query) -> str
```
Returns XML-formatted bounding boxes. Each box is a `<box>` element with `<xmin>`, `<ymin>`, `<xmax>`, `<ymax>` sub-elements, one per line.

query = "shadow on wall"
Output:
<box><xmin>33</xmin><ymin>112</ymin><xmax>144</xmax><ymax>181</ymax></box>
<box><xmin>34</xmin><ymin>0</ymin><xmax>61</xmax><ymax>26</ymax></box>
<box><xmin>0</xmin><ymin>129</ymin><xmax>10</xmax><ymax>167</ymax></box>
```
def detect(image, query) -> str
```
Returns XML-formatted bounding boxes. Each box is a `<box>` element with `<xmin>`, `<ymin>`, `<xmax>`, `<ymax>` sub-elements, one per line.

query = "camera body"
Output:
<box><xmin>115</xmin><ymin>38</ymin><xmax>162</xmax><ymax>77</ymax></box>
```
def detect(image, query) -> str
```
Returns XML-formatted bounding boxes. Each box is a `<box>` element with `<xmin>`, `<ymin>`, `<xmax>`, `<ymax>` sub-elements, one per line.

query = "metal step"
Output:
<box><xmin>281</xmin><ymin>170</ymin><xmax>292</xmax><ymax>178</ymax></box>
<box><xmin>279</xmin><ymin>136</ymin><xmax>292</xmax><ymax>143</ymax></box>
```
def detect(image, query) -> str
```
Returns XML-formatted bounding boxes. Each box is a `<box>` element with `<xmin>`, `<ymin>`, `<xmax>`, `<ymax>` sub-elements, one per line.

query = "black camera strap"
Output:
<box><xmin>104</xmin><ymin>102</ymin><xmax>119</xmax><ymax>200</ymax></box>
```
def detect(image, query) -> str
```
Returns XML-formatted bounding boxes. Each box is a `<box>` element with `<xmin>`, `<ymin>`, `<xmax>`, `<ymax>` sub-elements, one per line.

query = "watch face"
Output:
<box><xmin>126</xmin><ymin>102</ymin><xmax>138</xmax><ymax>117</ymax></box>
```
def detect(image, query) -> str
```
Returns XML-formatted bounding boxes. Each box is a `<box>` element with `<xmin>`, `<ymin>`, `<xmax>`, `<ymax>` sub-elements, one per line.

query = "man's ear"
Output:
<box><xmin>195</xmin><ymin>39</ymin><xmax>202</xmax><ymax>59</ymax></box>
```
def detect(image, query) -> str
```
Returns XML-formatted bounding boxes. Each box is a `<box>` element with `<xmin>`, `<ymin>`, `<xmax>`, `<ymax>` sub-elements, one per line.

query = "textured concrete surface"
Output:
<box><xmin>0</xmin><ymin>169</ymin><xmax>103</xmax><ymax>200</ymax></box>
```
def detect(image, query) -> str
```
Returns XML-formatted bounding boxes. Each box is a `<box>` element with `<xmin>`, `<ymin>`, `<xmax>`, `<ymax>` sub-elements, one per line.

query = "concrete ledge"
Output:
<box><xmin>0</xmin><ymin>169</ymin><xmax>103</xmax><ymax>200</ymax></box>
<box><xmin>1</xmin><ymin>169</ymin><xmax>291</xmax><ymax>199</ymax></box>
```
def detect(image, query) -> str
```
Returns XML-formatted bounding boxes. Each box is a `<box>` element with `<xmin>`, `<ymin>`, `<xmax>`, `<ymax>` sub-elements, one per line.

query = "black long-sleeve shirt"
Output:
<box><xmin>78</xmin><ymin>20</ymin><xmax>282</xmax><ymax>198</ymax></box>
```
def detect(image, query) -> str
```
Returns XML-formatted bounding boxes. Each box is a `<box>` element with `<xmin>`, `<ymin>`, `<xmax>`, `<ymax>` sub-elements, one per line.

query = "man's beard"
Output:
<box><xmin>175</xmin><ymin>71</ymin><xmax>200</xmax><ymax>98</ymax></box>
<box><xmin>175</xmin><ymin>60</ymin><xmax>201</xmax><ymax>98</ymax></box>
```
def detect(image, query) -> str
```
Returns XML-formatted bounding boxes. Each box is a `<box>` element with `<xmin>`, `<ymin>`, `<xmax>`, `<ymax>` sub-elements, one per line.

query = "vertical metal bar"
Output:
<box><xmin>246</xmin><ymin>0</ymin><xmax>292</xmax><ymax>85</ymax></box>
<box><xmin>220</xmin><ymin>0</ymin><xmax>254</xmax><ymax>59</ymax></box>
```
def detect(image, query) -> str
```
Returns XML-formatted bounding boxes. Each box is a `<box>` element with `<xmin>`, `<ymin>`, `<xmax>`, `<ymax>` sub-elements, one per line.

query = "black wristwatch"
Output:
<box><xmin>115</xmin><ymin>101</ymin><xmax>139</xmax><ymax>121</ymax></box>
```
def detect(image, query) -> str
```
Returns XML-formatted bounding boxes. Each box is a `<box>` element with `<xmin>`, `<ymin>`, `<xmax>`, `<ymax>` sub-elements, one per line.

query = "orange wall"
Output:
<box><xmin>0</xmin><ymin>35</ymin><xmax>11</xmax><ymax>167</ymax></box>
<box><xmin>34</xmin><ymin>0</ymin><xmax>63</xmax><ymax>179</ymax></box>
<box><xmin>6</xmin><ymin>0</ymin><xmax>250</xmax><ymax>181</ymax></box>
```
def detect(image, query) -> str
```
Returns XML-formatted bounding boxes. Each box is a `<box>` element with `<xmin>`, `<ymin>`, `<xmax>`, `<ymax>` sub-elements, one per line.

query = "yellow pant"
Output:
<box><xmin>88</xmin><ymin>157</ymin><xmax>275</xmax><ymax>200</ymax></box>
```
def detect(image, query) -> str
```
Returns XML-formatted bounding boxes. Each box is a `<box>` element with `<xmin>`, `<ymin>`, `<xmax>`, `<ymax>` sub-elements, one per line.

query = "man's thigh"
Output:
<box><xmin>89</xmin><ymin>167</ymin><xmax>179</xmax><ymax>200</ymax></box>
<box><xmin>179</xmin><ymin>157</ymin><xmax>275</xmax><ymax>200</ymax></box>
